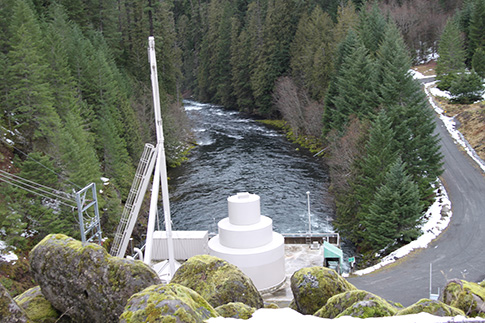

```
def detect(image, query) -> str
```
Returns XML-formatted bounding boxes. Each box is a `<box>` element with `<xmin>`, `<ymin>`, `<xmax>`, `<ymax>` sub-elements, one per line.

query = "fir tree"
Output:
<box><xmin>362</xmin><ymin>158</ymin><xmax>422</xmax><ymax>254</ymax></box>
<box><xmin>330</xmin><ymin>42</ymin><xmax>378</xmax><ymax>130</ymax></box>
<box><xmin>472</xmin><ymin>47</ymin><xmax>485</xmax><ymax>78</ymax></box>
<box><xmin>436</xmin><ymin>18</ymin><xmax>466</xmax><ymax>90</ymax></box>
<box><xmin>449</xmin><ymin>69</ymin><xmax>484</xmax><ymax>103</ymax></box>
<box><xmin>468</xmin><ymin>0</ymin><xmax>485</xmax><ymax>63</ymax></box>
<box><xmin>376</xmin><ymin>22</ymin><xmax>415</xmax><ymax>106</ymax></box>
<box><xmin>358</xmin><ymin>3</ymin><xmax>388</xmax><ymax>57</ymax></box>
<box><xmin>290</xmin><ymin>6</ymin><xmax>335</xmax><ymax>101</ymax></box>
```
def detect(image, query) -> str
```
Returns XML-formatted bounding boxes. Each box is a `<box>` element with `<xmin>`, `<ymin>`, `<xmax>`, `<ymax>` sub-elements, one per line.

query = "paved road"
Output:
<box><xmin>347</xmin><ymin>99</ymin><xmax>485</xmax><ymax>307</ymax></box>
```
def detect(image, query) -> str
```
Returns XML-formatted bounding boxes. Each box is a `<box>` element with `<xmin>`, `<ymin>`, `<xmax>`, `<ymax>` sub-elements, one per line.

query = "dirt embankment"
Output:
<box><xmin>414</xmin><ymin>63</ymin><xmax>485</xmax><ymax>162</ymax></box>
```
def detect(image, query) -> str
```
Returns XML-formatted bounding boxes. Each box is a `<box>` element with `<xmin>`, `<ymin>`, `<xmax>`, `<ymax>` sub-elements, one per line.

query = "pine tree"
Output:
<box><xmin>332</xmin><ymin>1</ymin><xmax>359</xmax><ymax>47</ymax></box>
<box><xmin>330</xmin><ymin>42</ymin><xmax>378</xmax><ymax>130</ymax></box>
<box><xmin>362</xmin><ymin>158</ymin><xmax>422</xmax><ymax>254</ymax></box>
<box><xmin>468</xmin><ymin>0</ymin><xmax>485</xmax><ymax>63</ymax></box>
<box><xmin>436</xmin><ymin>18</ymin><xmax>466</xmax><ymax>90</ymax></box>
<box><xmin>472</xmin><ymin>46</ymin><xmax>485</xmax><ymax>77</ymax></box>
<box><xmin>449</xmin><ymin>69</ymin><xmax>484</xmax><ymax>103</ymax></box>
<box><xmin>388</xmin><ymin>102</ymin><xmax>443</xmax><ymax>206</ymax></box>
<box><xmin>322</xmin><ymin>29</ymin><xmax>361</xmax><ymax>135</ymax></box>
<box><xmin>358</xmin><ymin>3</ymin><xmax>388</xmax><ymax>57</ymax></box>
<box><xmin>376</xmin><ymin>22</ymin><xmax>415</xmax><ymax>106</ymax></box>
<box><xmin>231</xmin><ymin>19</ymin><xmax>255</xmax><ymax>112</ymax></box>
<box><xmin>290</xmin><ymin>6</ymin><xmax>335</xmax><ymax>101</ymax></box>
<box><xmin>5</xmin><ymin>0</ymin><xmax>63</xmax><ymax>151</ymax></box>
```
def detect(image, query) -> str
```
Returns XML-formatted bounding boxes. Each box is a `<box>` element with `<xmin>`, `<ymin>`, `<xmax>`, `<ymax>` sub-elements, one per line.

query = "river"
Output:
<box><xmin>166</xmin><ymin>100</ymin><xmax>334</xmax><ymax>236</ymax></box>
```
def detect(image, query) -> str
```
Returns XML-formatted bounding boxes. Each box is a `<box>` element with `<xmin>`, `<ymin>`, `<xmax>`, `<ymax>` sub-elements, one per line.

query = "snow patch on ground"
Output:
<box><xmin>207</xmin><ymin>308</ymin><xmax>484</xmax><ymax>323</ymax></box>
<box><xmin>0</xmin><ymin>240</ymin><xmax>18</xmax><ymax>263</ymax></box>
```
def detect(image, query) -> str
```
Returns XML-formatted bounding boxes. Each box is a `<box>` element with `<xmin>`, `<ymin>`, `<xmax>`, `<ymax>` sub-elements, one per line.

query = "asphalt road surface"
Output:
<box><xmin>347</xmin><ymin>98</ymin><xmax>485</xmax><ymax>307</ymax></box>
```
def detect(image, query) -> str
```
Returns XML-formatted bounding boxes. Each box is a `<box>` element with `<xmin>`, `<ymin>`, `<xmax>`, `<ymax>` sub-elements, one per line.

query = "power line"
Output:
<box><xmin>0</xmin><ymin>170</ymin><xmax>77</xmax><ymax>208</ymax></box>
<box><xmin>0</xmin><ymin>137</ymin><xmax>82</xmax><ymax>190</ymax></box>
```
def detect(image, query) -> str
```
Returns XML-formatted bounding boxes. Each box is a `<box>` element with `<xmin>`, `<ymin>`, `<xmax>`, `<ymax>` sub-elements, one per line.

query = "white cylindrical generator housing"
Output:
<box><xmin>209</xmin><ymin>192</ymin><xmax>286</xmax><ymax>291</ymax></box>
<box><xmin>227</xmin><ymin>192</ymin><xmax>260</xmax><ymax>225</ymax></box>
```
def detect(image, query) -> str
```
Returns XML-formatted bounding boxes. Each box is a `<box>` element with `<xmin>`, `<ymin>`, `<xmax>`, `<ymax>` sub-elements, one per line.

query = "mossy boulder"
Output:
<box><xmin>119</xmin><ymin>283</ymin><xmax>219</xmax><ymax>322</ymax></box>
<box><xmin>314</xmin><ymin>289</ymin><xmax>398</xmax><ymax>319</ymax></box>
<box><xmin>290</xmin><ymin>266</ymin><xmax>356</xmax><ymax>315</ymax></box>
<box><xmin>215</xmin><ymin>302</ymin><xmax>256</xmax><ymax>319</ymax></box>
<box><xmin>397</xmin><ymin>298</ymin><xmax>465</xmax><ymax>317</ymax></box>
<box><xmin>171</xmin><ymin>255</ymin><xmax>263</xmax><ymax>309</ymax></box>
<box><xmin>29</xmin><ymin>234</ymin><xmax>161</xmax><ymax>322</ymax></box>
<box><xmin>335</xmin><ymin>299</ymin><xmax>397</xmax><ymax>318</ymax></box>
<box><xmin>0</xmin><ymin>282</ymin><xmax>30</xmax><ymax>323</ymax></box>
<box><xmin>442</xmin><ymin>279</ymin><xmax>485</xmax><ymax>317</ymax></box>
<box><xmin>13</xmin><ymin>286</ymin><xmax>68</xmax><ymax>322</ymax></box>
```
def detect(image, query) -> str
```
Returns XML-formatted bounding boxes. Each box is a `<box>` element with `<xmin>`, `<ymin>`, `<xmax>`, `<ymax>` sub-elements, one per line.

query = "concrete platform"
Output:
<box><xmin>261</xmin><ymin>244</ymin><xmax>324</xmax><ymax>307</ymax></box>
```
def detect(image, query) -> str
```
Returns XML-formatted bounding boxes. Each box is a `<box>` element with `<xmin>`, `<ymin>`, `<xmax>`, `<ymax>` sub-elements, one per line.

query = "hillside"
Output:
<box><xmin>413</xmin><ymin>63</ymin><xmax>485</xmax><ymax>162</ymax></box>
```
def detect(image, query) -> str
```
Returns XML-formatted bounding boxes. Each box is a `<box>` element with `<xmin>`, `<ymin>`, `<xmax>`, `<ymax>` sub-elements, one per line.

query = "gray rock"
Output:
<box><xmin>441</xmin><ymin>279</ymin><xmax>485</xmax><ymax>317</ymax></box>
<box><xmin>335</xmin><ymin>299</ymin><xmax>397</xmax><ymax>318</ymax></box>
<box><xmin>119</xmin><ymin>283</ymin><xmax>219</xmax><ymax>322</ymax></box>
<box><xmin>29</xmin><ymin>234</ymin><xmax>160</xmax><ymax>322</ymax></box>
<box><xmin>171</xmin><ymin>255</ymin><xmax>263</xmax><ymax>309</ymax></box>
<box><xmin>0</xmin><ymin>282</ymin><xmax>30</xmax><ymax>323</ymax></box>
<box><xmin>14</xmin><ymin>286</ymin><xmax>67</xmax><ymax>323</ymax></box>
<box><xmin>290</xmin><ymin>266</ymin><xmax>356</xmax><ymax>315</ymax></box>
<box><xmin>314</xmin><ymin>289</ymin><xmax>399</xmax><ymax>319</ymax></box>
<box><xmin>215</xmin><ymin>302</ymin><xmax>256</xmax><ymax>319</ymax></box>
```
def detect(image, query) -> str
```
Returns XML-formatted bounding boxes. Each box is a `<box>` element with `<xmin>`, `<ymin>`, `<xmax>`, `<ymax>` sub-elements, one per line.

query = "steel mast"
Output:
<box><xmin>144</xmin><ymin>36</ymin><xmax>176</xmax><ymax>277</ymax></box>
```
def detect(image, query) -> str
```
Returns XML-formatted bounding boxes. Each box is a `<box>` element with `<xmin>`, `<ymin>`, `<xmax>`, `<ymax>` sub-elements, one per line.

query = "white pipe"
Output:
<box><xmin>147</xmin><ymin>36</ymin><xmax>176</xmax><ymax>276</ymax></box>
<box><xmin>144</xmin><ymin>149</ymin><xmax>161</xmax><ymax>265</ymax></box>
<box><xmin>307</xmin><ymin>191</ymin><xmax>311</xmax><ymax>238</ymax></box>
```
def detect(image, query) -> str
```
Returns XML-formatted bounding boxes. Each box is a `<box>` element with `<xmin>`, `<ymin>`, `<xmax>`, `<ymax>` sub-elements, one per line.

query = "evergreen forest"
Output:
<box><xmin>1</xmin><ymin>0</ymin><xmax>484</xmax><ymax>274</ymax></box>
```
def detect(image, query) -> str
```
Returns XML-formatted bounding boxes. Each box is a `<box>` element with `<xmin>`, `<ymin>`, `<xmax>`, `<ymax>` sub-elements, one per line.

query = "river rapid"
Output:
<box><xmin>165</xmin><ymin>101</ymin><xmax>335</xmax><ymax>237</ymax></box>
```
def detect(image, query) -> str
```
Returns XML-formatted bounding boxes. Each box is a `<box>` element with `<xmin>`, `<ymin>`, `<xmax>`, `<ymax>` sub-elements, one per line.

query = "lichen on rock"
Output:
<box><xmin>171</xmin><ymin>255</ymin><xmax>263</xmax><ymax>309</ymax></box>
<box><xmin>119</xmin><ymin>283</ymin><xmax>219</xmax><ymax>322</ymax></box>
<box><xmin>215</xmin><ymin>302</ymin><xmax>256</xmax><ymax>319</ymax></box>
<box><xmin>29</xmin><ymin>234</ymin><xmax>161</xmax><ymax>322</ymax></box>
<box><xmin>442</xmin><ymin>279</ymin><xmax>485</xmax><ymax>317</ymax></box>
<box><xmin>0</xmin><ymin>282</ymin><xmax>30</xmax><ymax>323</ymax></box>
<box><xmin>397</xmin><ymin>298</ymin><xmax>465</xmax><ymax>317</ymax></box>
<box><xmin>290</xmin><ymin>266</ymin><xmax>356</xmax><ymax>315</ymax></box>
<box><xmin>335</xmin><ymin>299</ymin><xmax>397</xmax><ymax>318</ymax></box>
<box><xmin>314</xmin><ymin>289</ymin><xmax>398</xmax><ymax>319</ymax></box>
<box><xmin>13</xmin><ymin>286</ymin><xmax>66</xmax><ymax>322</ymax></box>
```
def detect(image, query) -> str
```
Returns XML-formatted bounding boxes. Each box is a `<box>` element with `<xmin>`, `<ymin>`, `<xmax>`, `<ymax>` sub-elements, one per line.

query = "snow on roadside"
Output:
<box><xmin>423</xmin><ymin>81</ymin><xmax>485</xmax><ymax>173</ymax></box>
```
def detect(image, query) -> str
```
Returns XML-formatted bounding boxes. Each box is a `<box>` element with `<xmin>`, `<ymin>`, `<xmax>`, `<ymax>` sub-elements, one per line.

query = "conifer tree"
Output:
<box><xmin>376</xmin><ymin>22</ymin><xmax>415</xmax><ymax>106</ymax></box>
<box><xmin>290</xmin><ymin>6</ymin><xmax>335</xmax><ymax>101</ymax></box>
<box><xmin>449</xmin><ymin>69</ymin><xmax>484</xmax><ymax>103</ymax></box>
<box><xmin>358</xmin><ymin>3</ymin><xmax>388</xmax><ymax>57</ymax></box>
<box><xmin>472</xmin><ymin>46</ymin><xmax>485</xmax><ymax>78</ymax></box>
<box><xmin>436</xmin><ymin>18</ymin><xmax>466</xmax><ymax>90</ymax></box>
<box><xmin>330</xmin><ymin>42</ymin><xmax>378</xmax><ymax>130</ymax></box>
<box><xmin>362</xmin><ymin>158</ymin><xmax>422</xmax><ymax>254</ymax></box>
<box><xmin>5</xmin><ymin>0</ymin><xmax>62</xmax><ymax>151</ymax></box>
<box><xmin>231</xmin><ymin>20</ymin><xmax>255</xmax><ymax>112</ymax></box>
<box><xmin>468</xmin><ymin>0</ymin><xmax>485</xmax><ymax>63</ymax></box>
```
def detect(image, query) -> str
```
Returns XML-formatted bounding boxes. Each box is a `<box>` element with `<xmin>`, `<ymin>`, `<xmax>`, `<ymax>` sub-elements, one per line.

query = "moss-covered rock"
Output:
<box><xmin>13</xmin><ymin>286</ymin><xmax>68</xmax><ymax>322</ymax></box>
<box><xmin>335</xmin><ymin>299</ymin><xmax>397</xmax><ymax>318</ymax></box>
<box><xmin>215</xmin><ymin>302</ymin><xmax>256</xmax><ymax>319</ymax></box>
<box><xmin>29</xmin><ymin>234</ymin><xmax>161</xmax><ymax>322</ymax></box>
<box><xmin>171</xmin><ymin>255</ymin><xmax>263</xmax><ymax>309</ymax></box>
<box><xmin>397</xmin><ymin>298</ymin><xmax>465</xmax><ymax>317</ymax></box>
<box><xmin>0</xmin><ymin>282</ymin><xmax>30</xmax><ymax>323</ymax></box>
<box><xmin>264</xmin><ymin>302</ymin><xmax>279</xmax><ymax>309</ymax></box>
<box><xmin>290</xmin><ymin>266</ymin><xmax>356</xmax><ymax>315</ymax></box>
<box><xmin>442</xmin><ymin>279</ymin><xmax>485</xmax><ymax>317</ymax></box>
<box><xmin>314</xmin><ymin>289</ymin><xmax>398</xmax><ymax>319</ymax></box>
<box><xmin>119</xmin><ymin>283</ymin><xmax>219</xmax><ymax>323</ymax></box>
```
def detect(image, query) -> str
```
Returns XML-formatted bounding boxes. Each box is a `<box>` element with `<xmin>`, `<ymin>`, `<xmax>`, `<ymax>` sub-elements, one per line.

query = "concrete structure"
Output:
<box><xmin>208</xmin><ymin>192</ymin><xmax>286</xmax><ymax>292</ymax></box>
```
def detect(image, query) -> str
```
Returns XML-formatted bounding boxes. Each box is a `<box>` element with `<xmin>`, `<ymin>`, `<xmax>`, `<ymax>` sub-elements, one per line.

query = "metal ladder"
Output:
<box><xmin>110</xmin><ymin>143</ymin><xmax>157</xmax><ymax>258</ymax></box>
